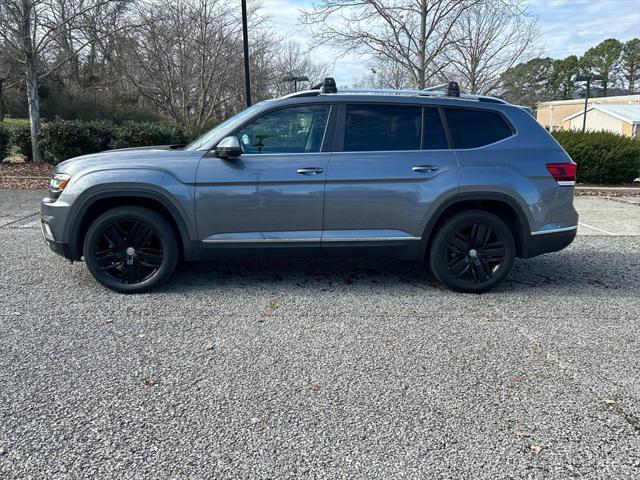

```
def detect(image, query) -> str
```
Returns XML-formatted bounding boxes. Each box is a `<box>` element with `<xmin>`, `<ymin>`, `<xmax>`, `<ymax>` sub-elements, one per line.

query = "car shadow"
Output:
<box><xmin>159</xmin><ymin>246</ymin><xmax>640</xmax><ymax>295</ymax></box>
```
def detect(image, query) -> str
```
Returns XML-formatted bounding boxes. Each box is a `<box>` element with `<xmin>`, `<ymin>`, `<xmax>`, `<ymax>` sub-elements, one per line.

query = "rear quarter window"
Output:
<box><xmin>444</xmin><ymin>108</ymin><xmax>513</xmax><ymax>149</ymax></box>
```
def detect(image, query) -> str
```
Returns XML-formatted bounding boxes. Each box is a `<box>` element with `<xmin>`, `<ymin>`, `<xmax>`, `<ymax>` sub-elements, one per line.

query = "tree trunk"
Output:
<box><xmin>25</xmin><ymin>57</ymin><xmax>42</xmax><ymax>164</ymax></box>
<box><xmin>19</xmin><ymin>0</ymin><xmax>43</xmax><ymax>164</ymax></box>
<box><xmin>417</xmin><ymin>0</ymin><xmax>427</xmax><ymax>89</ymax></box>
<box><xmin>0</xmin><ymin>80</ymin><xmax>5</xmax><ymax>122</ymax></box>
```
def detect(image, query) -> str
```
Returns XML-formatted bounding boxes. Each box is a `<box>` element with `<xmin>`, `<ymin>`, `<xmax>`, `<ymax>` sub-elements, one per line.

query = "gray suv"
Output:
<box><xmin>40</xmin><ymin>79</ymin><xmax>578</xmax><ymax>293</ymax></box>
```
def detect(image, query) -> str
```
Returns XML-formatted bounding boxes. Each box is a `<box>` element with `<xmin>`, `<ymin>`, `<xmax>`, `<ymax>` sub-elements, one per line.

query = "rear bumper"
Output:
<box><xmin>523</xmin><ymin>227</ymin><xmax>577</xmax><ymax>258</ymax></box>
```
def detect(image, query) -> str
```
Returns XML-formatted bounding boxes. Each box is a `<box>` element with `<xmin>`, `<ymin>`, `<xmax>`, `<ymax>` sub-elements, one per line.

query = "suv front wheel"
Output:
<box><xmin>83</xmin><ymin>206</ymin><xmax>178</xmax><ymax>293</ymax></box>
<box><xmin>429</xmin><ymin>210</ymin><xmax>515</xmax><ymax>293</ymax></box>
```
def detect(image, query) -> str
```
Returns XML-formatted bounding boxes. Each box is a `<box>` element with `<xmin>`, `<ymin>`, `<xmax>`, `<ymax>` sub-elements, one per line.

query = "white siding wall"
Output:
<box><xmin>569</xmin><ymin>109</ymin><xmax>625</xmax><ymax>134</ymax></box>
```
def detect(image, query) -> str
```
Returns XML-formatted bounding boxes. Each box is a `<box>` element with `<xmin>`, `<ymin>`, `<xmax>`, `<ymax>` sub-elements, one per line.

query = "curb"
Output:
<box><xmin>576</xmin><ymin>186</ymin><xmax>640</xmax><ymax>194</ymax></box>
<box><xmin>0</xmin><ymin>176</ymin><xmax>50</xmax><ymax>180</ymax></box>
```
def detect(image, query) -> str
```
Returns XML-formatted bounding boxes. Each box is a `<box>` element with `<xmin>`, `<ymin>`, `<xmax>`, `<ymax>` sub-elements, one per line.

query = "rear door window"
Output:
<box><xmin>443</xmin><ymin>108</ymin><xmax>513</xmax><ymax>149</ymax></box>
<box><xmin>343</xmin><ymin>104</ymin><xmax>422</xmax><ymax>151</ymax></box>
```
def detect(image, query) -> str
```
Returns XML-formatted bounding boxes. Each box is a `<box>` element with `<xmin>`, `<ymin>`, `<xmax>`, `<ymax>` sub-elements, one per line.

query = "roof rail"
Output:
<box><xmin>284</xmin><ymin>77</ymin><xmax>510</xmax><ymax>105</ymax></box>
<box><xmin>286</xmin><ymin>87</ymin><xmax>509</xmax><ymax>104</ymax></box>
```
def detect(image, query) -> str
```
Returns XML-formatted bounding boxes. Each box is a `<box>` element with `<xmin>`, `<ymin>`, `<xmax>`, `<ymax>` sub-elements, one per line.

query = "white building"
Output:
<box><xmin>561</xmin><ymin>104</ymin><xmax>640</xmax><ymax>138</ymax></box>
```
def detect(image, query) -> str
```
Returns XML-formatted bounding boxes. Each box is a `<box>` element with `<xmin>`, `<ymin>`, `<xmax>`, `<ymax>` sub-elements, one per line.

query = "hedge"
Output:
<box><xmin>39</xmin><ymin>120</ymin><xmax>113</xmax><ymax>164</ymax></box>
<box><xmin>0</xmin><ymin>125</ymin><xmax>9</xmax><ymax>161</ymax></box>
<box><xmin>552</xmin><ymin>130</ymin><xmax>640</xmax><ymax>184</ymax></box>
<box><xmin>2</xmin><ymin>119</ymin><xmax>189</xmax><ymax>164</ymax></box>
<box><xmin>3</xmin><ymin>121</ymin><xmax>638</xmax><ymax>185</ymax></box>
<box><xmin>110</xmin><ymin>121</ymin><xmax>188</xmax><ymax>150</ymax></box>
<box><xmin>0</xmin><ymin>123</ymin><xmax>33</xmax><ymax>160</ymax></box>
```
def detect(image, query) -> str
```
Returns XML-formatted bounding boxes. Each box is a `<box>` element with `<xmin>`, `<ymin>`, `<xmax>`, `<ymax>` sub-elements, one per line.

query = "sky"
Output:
<box><xmin>262</xmin><ymin>0</ymin><xmax>640</xmax><ymax>85</ymax></box>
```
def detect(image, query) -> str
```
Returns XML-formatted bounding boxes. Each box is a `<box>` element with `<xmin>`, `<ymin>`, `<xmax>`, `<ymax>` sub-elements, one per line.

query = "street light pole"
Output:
<box><xmin>574</xmin><ymin>74</ymin><xmax>604</xmax><ymax>133</ymax></box>
<box><xmin>241</xmin><ymin>0</ymin><xmax>252</xmax><ymax>107</ymax></box>
<box><xmin>582</xmin><ymin>77</ymin><xmax>590</xmax><ymax>133</ymax></box>
<box><xmin>282</xmin><ymin>75</ymin><xmax>309</xmax><ymax>93</ymax></box>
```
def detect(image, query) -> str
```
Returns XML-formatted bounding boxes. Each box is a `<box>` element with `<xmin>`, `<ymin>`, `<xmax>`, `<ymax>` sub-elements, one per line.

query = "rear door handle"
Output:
<box><xmin>412</xmin><ymin>165</ymin><xmax>439</xmax><ymax>173</ymax></box>
<box><xmin>297</xmin><ymin>167</ymin><xmax>324</xmax><ymax>175</ymax></box>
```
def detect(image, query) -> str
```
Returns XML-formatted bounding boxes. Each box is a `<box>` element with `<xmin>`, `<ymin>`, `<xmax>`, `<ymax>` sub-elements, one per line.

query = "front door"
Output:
<box><xmin>195</xmin><ymin>104</ymin><xmax>333</xmax><ymax>255</ymax></box>
<box><xmin>322</xmin><ymin>103</ymin><xmax>459</xmax><ymax>251</ymax></box>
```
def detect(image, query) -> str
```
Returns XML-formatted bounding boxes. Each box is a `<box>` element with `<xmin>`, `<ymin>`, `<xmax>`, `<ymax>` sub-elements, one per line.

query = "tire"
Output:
<box><xmin>429</xmin><ymin>210</ymin><xmax>515</xmax><ymax>293</ymax></box>
<box><xmin>83</xmin><ymin>206</ymin><xmax>178</xmax><ymax>293</ymax></box>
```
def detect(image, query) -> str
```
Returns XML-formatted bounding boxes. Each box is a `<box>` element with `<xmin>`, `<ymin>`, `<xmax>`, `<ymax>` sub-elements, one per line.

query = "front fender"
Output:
<box><xmin>59</xmin><ymin>169</ymin><xmax>197</xmax><ymax>260</ymax></box>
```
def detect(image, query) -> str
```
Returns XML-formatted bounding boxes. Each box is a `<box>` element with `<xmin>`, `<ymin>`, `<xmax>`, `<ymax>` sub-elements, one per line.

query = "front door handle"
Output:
<box><xmin>297</xmin><ymin>167</ymin><xmax>324</xmax><ymax>175</ymax></box>
<box><xmin>412</xmin><ymin>165</ymin><xmax>439</xmax><ymax>173</ymax></box>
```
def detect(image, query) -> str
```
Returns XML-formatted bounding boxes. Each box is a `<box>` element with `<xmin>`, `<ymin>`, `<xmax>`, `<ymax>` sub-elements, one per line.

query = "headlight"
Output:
<box><xmin>49</xmin><ymin>173</ymin><xmax>71</xmax><ymax>197</ymax></box>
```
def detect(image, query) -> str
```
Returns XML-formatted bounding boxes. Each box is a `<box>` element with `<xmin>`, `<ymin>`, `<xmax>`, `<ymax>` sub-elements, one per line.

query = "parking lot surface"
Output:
<box><xmin>1</xmin><ymin>189</ymin><xmax>639</xmax><ymax>479</ymax></box>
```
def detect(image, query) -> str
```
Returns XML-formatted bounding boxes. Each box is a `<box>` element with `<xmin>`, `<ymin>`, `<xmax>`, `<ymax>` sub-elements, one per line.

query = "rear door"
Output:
<box><xmin>322</xmin><ymin>102</ymin><xmax>459</xmax><ymax>249</ymax></box>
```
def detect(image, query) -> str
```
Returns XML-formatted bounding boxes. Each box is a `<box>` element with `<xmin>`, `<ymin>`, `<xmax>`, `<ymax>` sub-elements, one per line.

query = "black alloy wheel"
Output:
<box><xmin>429</xmin><ymin>210</ymin><xmax>515</xmax><ymax>293</ymax></box>
<box><xmin>83</xmin><ymin>207</ymin><xmax>178</xmax><ymax>293</ymax></box>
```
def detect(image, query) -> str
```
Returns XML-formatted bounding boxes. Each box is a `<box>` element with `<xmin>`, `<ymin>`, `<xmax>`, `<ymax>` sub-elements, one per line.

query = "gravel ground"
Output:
<box><xmin>1</xmin><ymin>190</ymin><xmax>639</xmax><ymax>479</ymax></box>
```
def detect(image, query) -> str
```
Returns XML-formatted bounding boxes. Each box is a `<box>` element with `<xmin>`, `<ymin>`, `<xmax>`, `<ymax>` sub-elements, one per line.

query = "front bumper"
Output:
<box><xmin>41</xmin><ymin>197</ymin><xmax>74</xmax><ymax>260</ymax></box>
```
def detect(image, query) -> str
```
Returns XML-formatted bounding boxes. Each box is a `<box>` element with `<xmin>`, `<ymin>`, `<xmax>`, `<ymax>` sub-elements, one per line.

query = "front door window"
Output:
<box><xmin>235</xmin><ymin>105</ymin><xmax>330</xmax><ymax>154</ymax></box>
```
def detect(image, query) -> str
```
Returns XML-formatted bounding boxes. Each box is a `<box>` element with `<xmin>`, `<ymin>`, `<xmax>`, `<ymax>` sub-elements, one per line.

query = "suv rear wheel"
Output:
<box><xmin>429</xmin><ymin>210</ymin><xmax>515</xmax><ymax>293</ymax></box>
<box><xmin>83</xmin><ymin>206</ymin><xmax>178</xmax><ymax>293</ymax></box>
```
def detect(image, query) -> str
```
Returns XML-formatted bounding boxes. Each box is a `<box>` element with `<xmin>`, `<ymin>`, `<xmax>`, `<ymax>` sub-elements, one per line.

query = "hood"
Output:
<box><xmin>54</xmin><ymin>146</ymin><xmax>203</xmax><ymax>184</ymax></box>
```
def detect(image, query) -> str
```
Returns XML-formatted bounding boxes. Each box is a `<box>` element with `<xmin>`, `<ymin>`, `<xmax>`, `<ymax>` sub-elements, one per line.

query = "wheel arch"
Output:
<box><xmin>421</xmin><ymin>192</ymin><xmax>531</xmax><ymax>258</ymax></box>
<box><xmin>67</xmin><ymin>189</ymin><xmax>198</xmax><ymax>262</ymax></box>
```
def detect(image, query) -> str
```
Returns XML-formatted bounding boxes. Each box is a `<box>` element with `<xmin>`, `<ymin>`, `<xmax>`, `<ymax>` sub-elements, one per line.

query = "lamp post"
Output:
<box><xmin>625</xmin><ymin>74</ymin><xmax>637</xmax><ymax>94</ymax></box>
<box><xmin>241</xmin><ymin>0</ymin><xmax>252</xmax><ymax>107</ymax></box>
<box><xmin>574</xmin><ymin>74</ymin><xmax>604</xmax><ymax>132</ymax></box>
<box><xmin>282</xmin><ymin>75</ymin><xmax>309</xmax><ymax>92</ymax></box>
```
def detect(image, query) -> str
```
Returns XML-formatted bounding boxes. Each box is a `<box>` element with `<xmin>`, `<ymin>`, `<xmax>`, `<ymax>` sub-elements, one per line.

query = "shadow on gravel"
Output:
<box><xmin>157</xmin><ymin>246</ymin><xmax>640</xmax><ymax>294</ymax></box>
<box><xmin>171</xmin><ymin>258</ymin><xmax>441</xmax><ymax>290</ymax></box>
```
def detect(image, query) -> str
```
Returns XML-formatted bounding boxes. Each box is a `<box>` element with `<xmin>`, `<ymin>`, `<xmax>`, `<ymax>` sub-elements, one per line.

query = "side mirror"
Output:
<box><xmin>214</xmin><ymin>136</ymin><xmax>242</xmax><ymax>159</ymax></box>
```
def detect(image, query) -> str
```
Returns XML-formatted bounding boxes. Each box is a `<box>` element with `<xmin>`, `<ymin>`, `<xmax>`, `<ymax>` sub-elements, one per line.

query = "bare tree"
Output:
<box><xmin>0</xmin><ymin>40</ymin><xmax>21</xmax><ymax>121</ymax></box>
<box><xmin>441</xmin><ymin>0</ymin><xmax>537</xmax><ymax>94</ymax></box>
<box><xmin>270</xmin><ymin>40</ymin><xmax>330</xmax><ymax>96</ymax></box>
<box><xmin>369</xmin><ymin>56</ymin><xmax>413</xmax><ymax>89</ymax></box>
<box><xmin>301</xmin><ymin>0</ymin><xmax>482</xmax><ymax>89</ymax></box>
<box><xmin>0</xmin><ymin>0</ymin><xmax>126</xmax><ymax>162</ymax></box>
<box><xmin>47</xmin><ymin>0</ymin><xmax>131</xmax><ymax>90</ymax></box>
<box><xmin>115</xmin><ymin>0</ymin><xmax>247</xmax><ymax>131</ymax></box>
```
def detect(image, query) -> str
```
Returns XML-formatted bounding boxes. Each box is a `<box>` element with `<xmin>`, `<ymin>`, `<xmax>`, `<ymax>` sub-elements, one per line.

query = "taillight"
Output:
<box><xmin>545</xmin><ymin>162</ymin><xmax>577</xmax><ymax>185</ymax></box>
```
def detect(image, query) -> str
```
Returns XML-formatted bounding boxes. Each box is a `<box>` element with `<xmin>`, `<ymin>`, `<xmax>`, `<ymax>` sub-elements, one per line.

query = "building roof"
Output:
<box><xmin>539</xmin><ymin>94</ymin><xmax>640</xmax><ymax>107</ymax></box>
<box><xmin>562</xmin><ymin>104</ymin><xmax>640</xmax><ymax>124</ymax></box>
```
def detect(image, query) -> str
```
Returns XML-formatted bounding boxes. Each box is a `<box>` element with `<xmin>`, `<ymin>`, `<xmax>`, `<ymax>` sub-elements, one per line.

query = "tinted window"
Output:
<box><xmin>344</xmin><ymin>104</ymin><xmax>421</xmax><ymax>151</ymax></box>
<box><xmin>423</xmin><ymin>107</ymin><xmax>449</xmax><ymax>149</ymax></box>
<box><xmin>444</xmin><ymin>108</ymin><xmax>513</xmax><ymax>149</ymax></box>
<box><xmin>236</xmin><ymin>105</ymin><xmax>330</xmax><ymax>154</ymax></box>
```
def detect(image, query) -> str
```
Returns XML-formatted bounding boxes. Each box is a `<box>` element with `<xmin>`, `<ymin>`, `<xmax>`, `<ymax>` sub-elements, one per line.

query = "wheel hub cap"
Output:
<box><xmin>444</xmin><ymin>223</ymin><xmax>507</xmax><ymax>284</ymax></box>
<box><xmin>126</xmin><ymin>246</ymin><xmax>136</xmax><ymax>257</ymax></box>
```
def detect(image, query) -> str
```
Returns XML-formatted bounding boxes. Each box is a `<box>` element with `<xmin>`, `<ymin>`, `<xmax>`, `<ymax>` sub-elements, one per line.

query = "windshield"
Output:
<box><xmin>185</xmin><ymin>102</ymin><xmax>271</xmax><ymax>151</ymax></box>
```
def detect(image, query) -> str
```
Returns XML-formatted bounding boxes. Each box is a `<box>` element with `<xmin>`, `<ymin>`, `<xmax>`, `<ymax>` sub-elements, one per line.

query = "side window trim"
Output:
<box><xmin>419</xmin><ymin>107</ymin><xmax>425</xmax><ymax>150</ymax></box>
<box><xmin>421</xmin><ymin>106</ymin><xmax>451</xmax><ymax>151</ymax></box>
<box><xmin>438</xmin><ymin>107</ymin><xmax>454</xmax><ymax>150</ymax></box>
<box><xmin>228</xmin><ymin>103</ymin><xmax>334</xmax><ymax>155</ymax></box>
<box><xmin>332</xmin><ymin>103</ymin><xmax>346</xmax><ymax>152</ymax></box>
<box><xmin>321</xmin><ymin>103</ymin><xmax>338</xmax><ymax>153</ymax></box>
